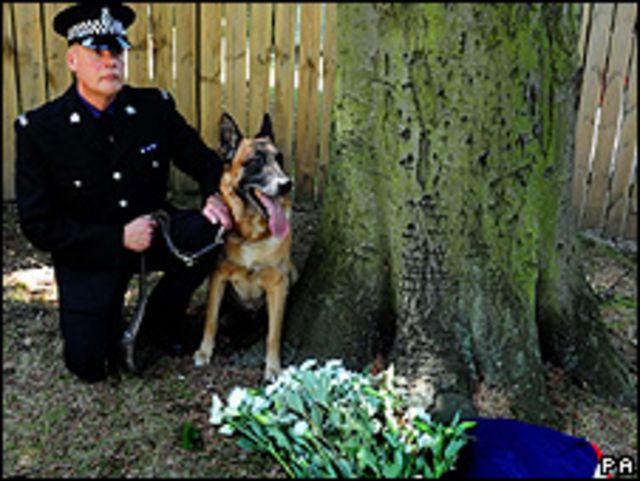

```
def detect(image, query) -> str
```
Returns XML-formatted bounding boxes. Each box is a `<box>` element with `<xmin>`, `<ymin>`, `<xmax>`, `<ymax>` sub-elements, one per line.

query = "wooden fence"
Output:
<box><xmin>3</xmin><ymin>4</ymin><xmax>637</xmax><ymax>240</ymax></box>
<box><xmin>573</xmin><ymin>3</ymin><xmax>637</xmax><ymax>240</ymax></box>
<box><xmin>2</xmin><ymin>3</ymin><xmax>337</xmax><ymax>203</ymax></box>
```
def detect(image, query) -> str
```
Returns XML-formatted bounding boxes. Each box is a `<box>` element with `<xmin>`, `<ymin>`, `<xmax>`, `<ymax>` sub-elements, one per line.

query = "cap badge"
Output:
<box><xmin>67</xmin><ymin>7</ymin><xmax>125</xmax><ymax>42</ymax></box>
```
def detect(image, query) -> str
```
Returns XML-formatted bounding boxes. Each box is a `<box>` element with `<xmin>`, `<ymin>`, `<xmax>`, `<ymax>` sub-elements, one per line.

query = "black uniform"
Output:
<box><xmin>15</xmin><ymin>83</ymin><xmax>224</xmax><ymax>382</ymax></box>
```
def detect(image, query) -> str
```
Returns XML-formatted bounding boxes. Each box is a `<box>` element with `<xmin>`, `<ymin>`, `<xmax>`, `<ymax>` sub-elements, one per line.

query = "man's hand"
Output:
<box><xmin>203</xmin><ymin>194</ymin><xmax>233</xmax><ymax>231</ymax></box>
<box><xmin>123</xmin><ymin>214</ymin><xmax>157</xmax><ymax>252</ymax></box>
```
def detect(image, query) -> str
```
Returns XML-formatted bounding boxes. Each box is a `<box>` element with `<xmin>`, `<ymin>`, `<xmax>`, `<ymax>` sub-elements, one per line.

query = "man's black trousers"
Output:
<box><xmin>53</xmin><ymin>208</ymin><xmax>221</xmax><ymax>383</ymax></box>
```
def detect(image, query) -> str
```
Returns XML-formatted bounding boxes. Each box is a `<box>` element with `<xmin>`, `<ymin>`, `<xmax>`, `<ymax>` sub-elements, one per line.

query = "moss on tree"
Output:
<box><xmin>283</xmin><ymin>4</ymin><xmax>634</xmax><ymax>425</ymax></box>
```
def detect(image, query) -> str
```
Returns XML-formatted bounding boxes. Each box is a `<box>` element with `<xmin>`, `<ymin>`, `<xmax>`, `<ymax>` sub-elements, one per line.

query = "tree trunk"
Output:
<box><xmin>283</xmin><ymin>4</ymin><xmax>635</xmax><ymax>425</ymax></box>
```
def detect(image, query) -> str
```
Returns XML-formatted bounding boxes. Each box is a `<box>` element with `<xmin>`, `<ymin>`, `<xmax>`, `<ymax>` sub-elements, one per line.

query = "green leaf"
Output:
<box><xmin>310</xmin><ymin>405</ymin><xmax>323</xmax><ymax>428</ymax></box>
<box><xmin>246</xmin><ymin>419</ymin><xmax>262</xmax><ymax>436</ymax></box>
<box><xmin>444</xmin><ymin>438</ymin><xmax>466</xmax><ymax>461</ymax></box>
<box><xmin>459</xmin><ymin>420</ymin><xmax>477</xmax><ymax>431</ymax></box>
<box><xmin>414</xmin><ymin>419</ymin><xmax>433</xmax><ymax>433</ymax></box>
<box><xmin>180</xmin><ymin>422</ymin><xmax>203</xmax><ymax>451</ymax></box>
<box><xmin>336</xmin><ymin>458</ymin><xmax>354</xmax><ymax>477</ymax></box>
<box><xmin>422</xmin><ymin>462</ymin><xmax>434</xmax><ymax>478</ymax></box>
<box><xmin>451</xmin><ymin>411</ymin><xmax>461</xmax><ymax>426</ymax></box>
<box><xmin>236</xmin><ymin>437</ymin><xmax>258</xmax><ymax>452</ymax></box>
<box><xmin>382</xmin><ymin>450</ymin><xmax>404</xmax><ymax>478</ymax></box>
<box><xmin>253</xmin><ymin>413</ymin><xmax>270</xmax><ymax>425</ymax></box>
<box><xmin>268</xmin><ymin>427</ymin><xmax>291</xmax><ymax>450</ymax></box>
<box><xmin>358</xmin><ymin>447</ymin><xmax>378</xmax><ymax>473</ymax></box>
<box><xmin>286</xmin><ymin>391</ymin><xmax>305</xmax><ymax>414</ymax></box>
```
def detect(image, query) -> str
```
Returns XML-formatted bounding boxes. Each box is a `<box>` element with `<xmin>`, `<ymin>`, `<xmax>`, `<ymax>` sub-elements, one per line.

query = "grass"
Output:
<box><xmin>2</xmin><ymin>201</ymin><xmax>637</xmax><ymax>477</ymax></box>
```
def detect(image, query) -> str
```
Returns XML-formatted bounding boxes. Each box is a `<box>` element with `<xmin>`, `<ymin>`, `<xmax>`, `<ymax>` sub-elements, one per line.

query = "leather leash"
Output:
<box><xmin>120</xmin><ymin>209</ymin><xmax>225</xmax><ymax>373</ymax></box>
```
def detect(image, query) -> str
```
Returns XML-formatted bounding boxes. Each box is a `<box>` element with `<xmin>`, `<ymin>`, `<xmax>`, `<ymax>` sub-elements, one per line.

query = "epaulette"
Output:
<box><xmin>160</xmin><ymin>89</ymin><xmax>171</xmax><ymax>100</ymax></box>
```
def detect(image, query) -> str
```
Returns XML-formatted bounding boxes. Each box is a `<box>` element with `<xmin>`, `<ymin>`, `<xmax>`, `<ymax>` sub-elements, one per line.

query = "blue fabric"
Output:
<box><xmin>448</xmin><ymin>418</ymin><xmax>598</xmax><ymax>478</ymax></box>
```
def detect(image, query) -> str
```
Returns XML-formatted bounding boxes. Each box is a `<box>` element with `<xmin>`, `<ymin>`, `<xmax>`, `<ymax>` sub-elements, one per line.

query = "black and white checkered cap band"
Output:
<box><xmin>67</xmin><ymin>7</ymin><xmax>126</xmax><ymax>42</ymax></box>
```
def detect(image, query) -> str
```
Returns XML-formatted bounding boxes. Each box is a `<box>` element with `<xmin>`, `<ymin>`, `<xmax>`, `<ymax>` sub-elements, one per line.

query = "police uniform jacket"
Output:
<box><xmin>15</xmin><ymin>84</ymin><xmax>223</xmax><ymax>271</ymax></box>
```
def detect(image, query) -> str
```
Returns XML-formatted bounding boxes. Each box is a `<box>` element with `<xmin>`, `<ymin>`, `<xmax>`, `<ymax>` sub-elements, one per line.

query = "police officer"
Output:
<box><xmin>15</xmin><ymin>3</ymin><xmax>233</xmax><ymax>383</ymax></box>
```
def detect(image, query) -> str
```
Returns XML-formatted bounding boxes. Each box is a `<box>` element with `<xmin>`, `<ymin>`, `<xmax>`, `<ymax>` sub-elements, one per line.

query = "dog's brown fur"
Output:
<box><xmin>194</xmin><ymin>113</ymin><xmax>296</xmax><ymax>381</ymax></box>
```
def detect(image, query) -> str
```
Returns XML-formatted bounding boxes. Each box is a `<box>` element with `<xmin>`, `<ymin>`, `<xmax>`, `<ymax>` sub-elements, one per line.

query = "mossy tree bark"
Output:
<box><xmin>283</xmin><ymin>4</ymin><xmax>635</xmax><ymax>425</ymax></box>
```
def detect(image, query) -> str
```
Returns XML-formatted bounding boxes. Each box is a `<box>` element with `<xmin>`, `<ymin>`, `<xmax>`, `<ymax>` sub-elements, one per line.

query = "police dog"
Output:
<box><xmin>194</xmin><ymin>112</ymin><xmax>296</xmax><ymax>381</ymax></box>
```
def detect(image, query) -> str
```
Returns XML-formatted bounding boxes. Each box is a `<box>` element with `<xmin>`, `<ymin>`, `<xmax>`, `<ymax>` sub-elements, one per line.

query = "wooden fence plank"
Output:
<box><xmin>605</xmin><ymin>35</ymin><xmax>637</xmax><ymax>239</ymax></box>
<box><xmin>9</xmin><ymin>0</ymin><xmax>633</xmax><ymax>233</ymax></box>
<box><xmin>318</xmin><ymin>3</ymin><xmax>336</xmax><ymax>198</ymax></box>
<box><xmin>42</xmin><ymin>3</ymin><xmax>73</xmax><ymax>99</ymax></box>
<box><xmin>127</xmin><ymin>3</ymin><xmax>151</xmax><ymax>87</ymax></box>
<box><xmin>294</xmin><ymin>3</ymin><xmax>321</xmax><ymax>202</ymax></box>
<box><xmin>151</xmin><ymin>3</ymin><xmax>174</xmax><ymax>92</ymax></box>
<box><xmin>248</xmin><ymin>3</ymin><xmax>273</xmax><ymax>135</ymax></box>
<box><xmin>226</xmin><ymin>3</ymin><xmax>248</xmax><ymax>132</ymax></box>
<box><xmin>199</xmin><ymin>3</ymin><xmax>222</xmax><ymax>148</ymax></box>
<box><xmin>174</xmin><ymin>3</ymin><xmax>198</xmax><ymax>193</ymax></box>
<box><xmin>571</xmin><ymin>3</ymin><xmax>614</xmax><ymax>223</ymax></box>
<box><xmin>582</xmin><ymin>3</ymin><xmax>636</xmax><ymax>230</ymax></box>
<box><xmin>13</xmin><ymin>3</ymin><xmax>47</xmax><ymax>112</ymax></box>
<box><xmin>175</xmin><ymin>3</ymin><xmax>197</xmax><ymax>128</ymax></box>
<box><xmin>3</xmin><ymin>3</ymin><xmax>18</xmax><ymax>200</ymax></box>
<box><xmin>624</xmin><ymin>155</ymin><xmax>636</xmax><ymax>239</ymax></box>
<box><xmin>577</xmin><ymin>3</ymin><xmax>592</xmax><ymax>63</ymax></box>
<box><xmin>273</xmin><ymin>3</ymin><xmax>296</xmax><ymax>175</ymax></box>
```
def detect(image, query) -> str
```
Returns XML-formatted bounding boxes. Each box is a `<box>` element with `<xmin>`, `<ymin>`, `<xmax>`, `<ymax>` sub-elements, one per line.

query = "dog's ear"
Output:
<box><xmin>219</xmin><ymin>112</ymin><xmax>243</xmax><ymax>163</ymax></box>
<box><xmin>255</xmin><ymin>113</ymin><xmax>275</xmax><ymax>143</ymax></box>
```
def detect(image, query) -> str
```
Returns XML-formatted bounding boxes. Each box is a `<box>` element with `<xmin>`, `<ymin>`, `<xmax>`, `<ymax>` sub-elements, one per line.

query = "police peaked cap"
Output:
<box><xmin>53</xmin><ymin>3</ymin><xmax>135</xmax><ymax>52</ymax></box>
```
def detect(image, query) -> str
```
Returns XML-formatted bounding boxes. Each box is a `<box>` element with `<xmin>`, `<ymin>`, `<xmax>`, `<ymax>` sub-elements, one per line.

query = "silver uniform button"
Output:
<box><xmin>113</xmin><ymin>171</ymin><xmax>122</xmax><ymax>180</ymax></box>
<box><xmin>119</xmin><ymin>199</ymin><xmax>128</xmax><ymax>208</ymax></box>
<box><xmin>108</xmin><ymin>135</ymin><xmax>115</xmax><ymax>143</ymax></box>
<box><xmin>152</xmin><ymin>160</ymin><xmax>160</xmax><ymax>168</ymax></box>
<box><xmin>73</xmin><ymin>180</ymin><xmax>82</xmax><ymax>188</ymax></box>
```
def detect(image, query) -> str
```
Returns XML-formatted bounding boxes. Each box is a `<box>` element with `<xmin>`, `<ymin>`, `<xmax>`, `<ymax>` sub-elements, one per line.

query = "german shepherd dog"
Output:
<box><xmin>194</xmin><ymin>112</ymin><xmax>296</xmax><ymax>381</ymax></box>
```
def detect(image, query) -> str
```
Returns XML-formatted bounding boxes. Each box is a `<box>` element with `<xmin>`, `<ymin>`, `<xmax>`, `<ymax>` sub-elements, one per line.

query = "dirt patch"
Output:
<box><xmin>3</xmin><ymin>202</ymin><xmax>637</xmax><ymax>477</ymax></box>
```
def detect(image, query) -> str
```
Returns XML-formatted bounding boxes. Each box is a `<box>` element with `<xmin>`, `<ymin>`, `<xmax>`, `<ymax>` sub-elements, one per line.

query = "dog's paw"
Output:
<box><xmin>263</xmin><ymin>361</ymin><xmax>281</xmax><ymax>383</ymax></box>
<box><xmin>193</xmin><ymin>349</ymin><xmax>212</xmax><ymax>367</ymax></box>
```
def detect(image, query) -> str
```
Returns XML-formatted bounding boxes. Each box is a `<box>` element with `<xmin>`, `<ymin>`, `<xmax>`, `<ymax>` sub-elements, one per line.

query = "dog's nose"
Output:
<box><xmin>279</xmin><ymin>179</ymin><xmax>293</xmax><ymax>195</ymax></box>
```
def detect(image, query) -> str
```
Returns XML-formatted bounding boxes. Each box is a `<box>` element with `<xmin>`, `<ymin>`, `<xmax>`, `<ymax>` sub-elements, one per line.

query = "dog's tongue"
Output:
<box><xmin>256</xmin><ymin>191</ymin><xmax>289</xmax><ymax>238</ymax></box>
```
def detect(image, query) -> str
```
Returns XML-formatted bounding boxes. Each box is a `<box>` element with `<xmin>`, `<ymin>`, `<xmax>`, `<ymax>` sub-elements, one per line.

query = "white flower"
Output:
<box><xmin>365</xmin><ymin>401</ymin><xmax>377</xmax><ymax>417</ymax></box>
<box><xmin>265</xmin><ymin>382</ymin><xmax>281</xmax><ymax>397</ymax></box>
<box><xmin>417</xmin><ymin>432</ymin><xmax>434</xmax><ymax>449</ymax></box>
<box><xmin>276</xmin><ymin>366</ymin><xmax>296</xmax><ymax>386</ymax></box>
<box><xmin>325</xmin><ymin>359</ymin><xmax>344</xmax><ymax>370</ymax></box>
<box><xmin>406</xmin><ymin>406</ymin><xmax>426</xmax><ymax>421</ymax></box>
<box><xmin>251</xmin><ymin>395</ymin><xmax>270</xmax><ymax>412</ymax></box>
<box><xmin>227</xmin><ymin>386</ymin><xmax>248</xmax><ymax>410</ymax></box>
<box><xmin>299</xmin><ymin>358</ymin><xmax>317</xmax><ymax>371</ymax></box>
<box><xmin>278</xmin><ymin>413</ymin><xmax>298</xmax><ymax>424</ymax></box>
<box><xmin>371</xmin><ymin>419</ymin><xmax>382</xmax><ymax>433</ymax></box>
<box><xmin>292</xmin><ymin>420</ymin><xmax>309</xmax><ymax>437</ymax></box>
<box><xmin>209</xmin><ymin>394</ymin><xmax>224</xmax><ymax>425</ymax></box>
<box><xmin>219</xmin><ymin>424</ymin><xmax>235</xmax><ymax>436</ymax></box>
<box><xmin>330</xmin><ymin>368</ymin><xmax>352</xmax><ymax>386</ymax></box>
